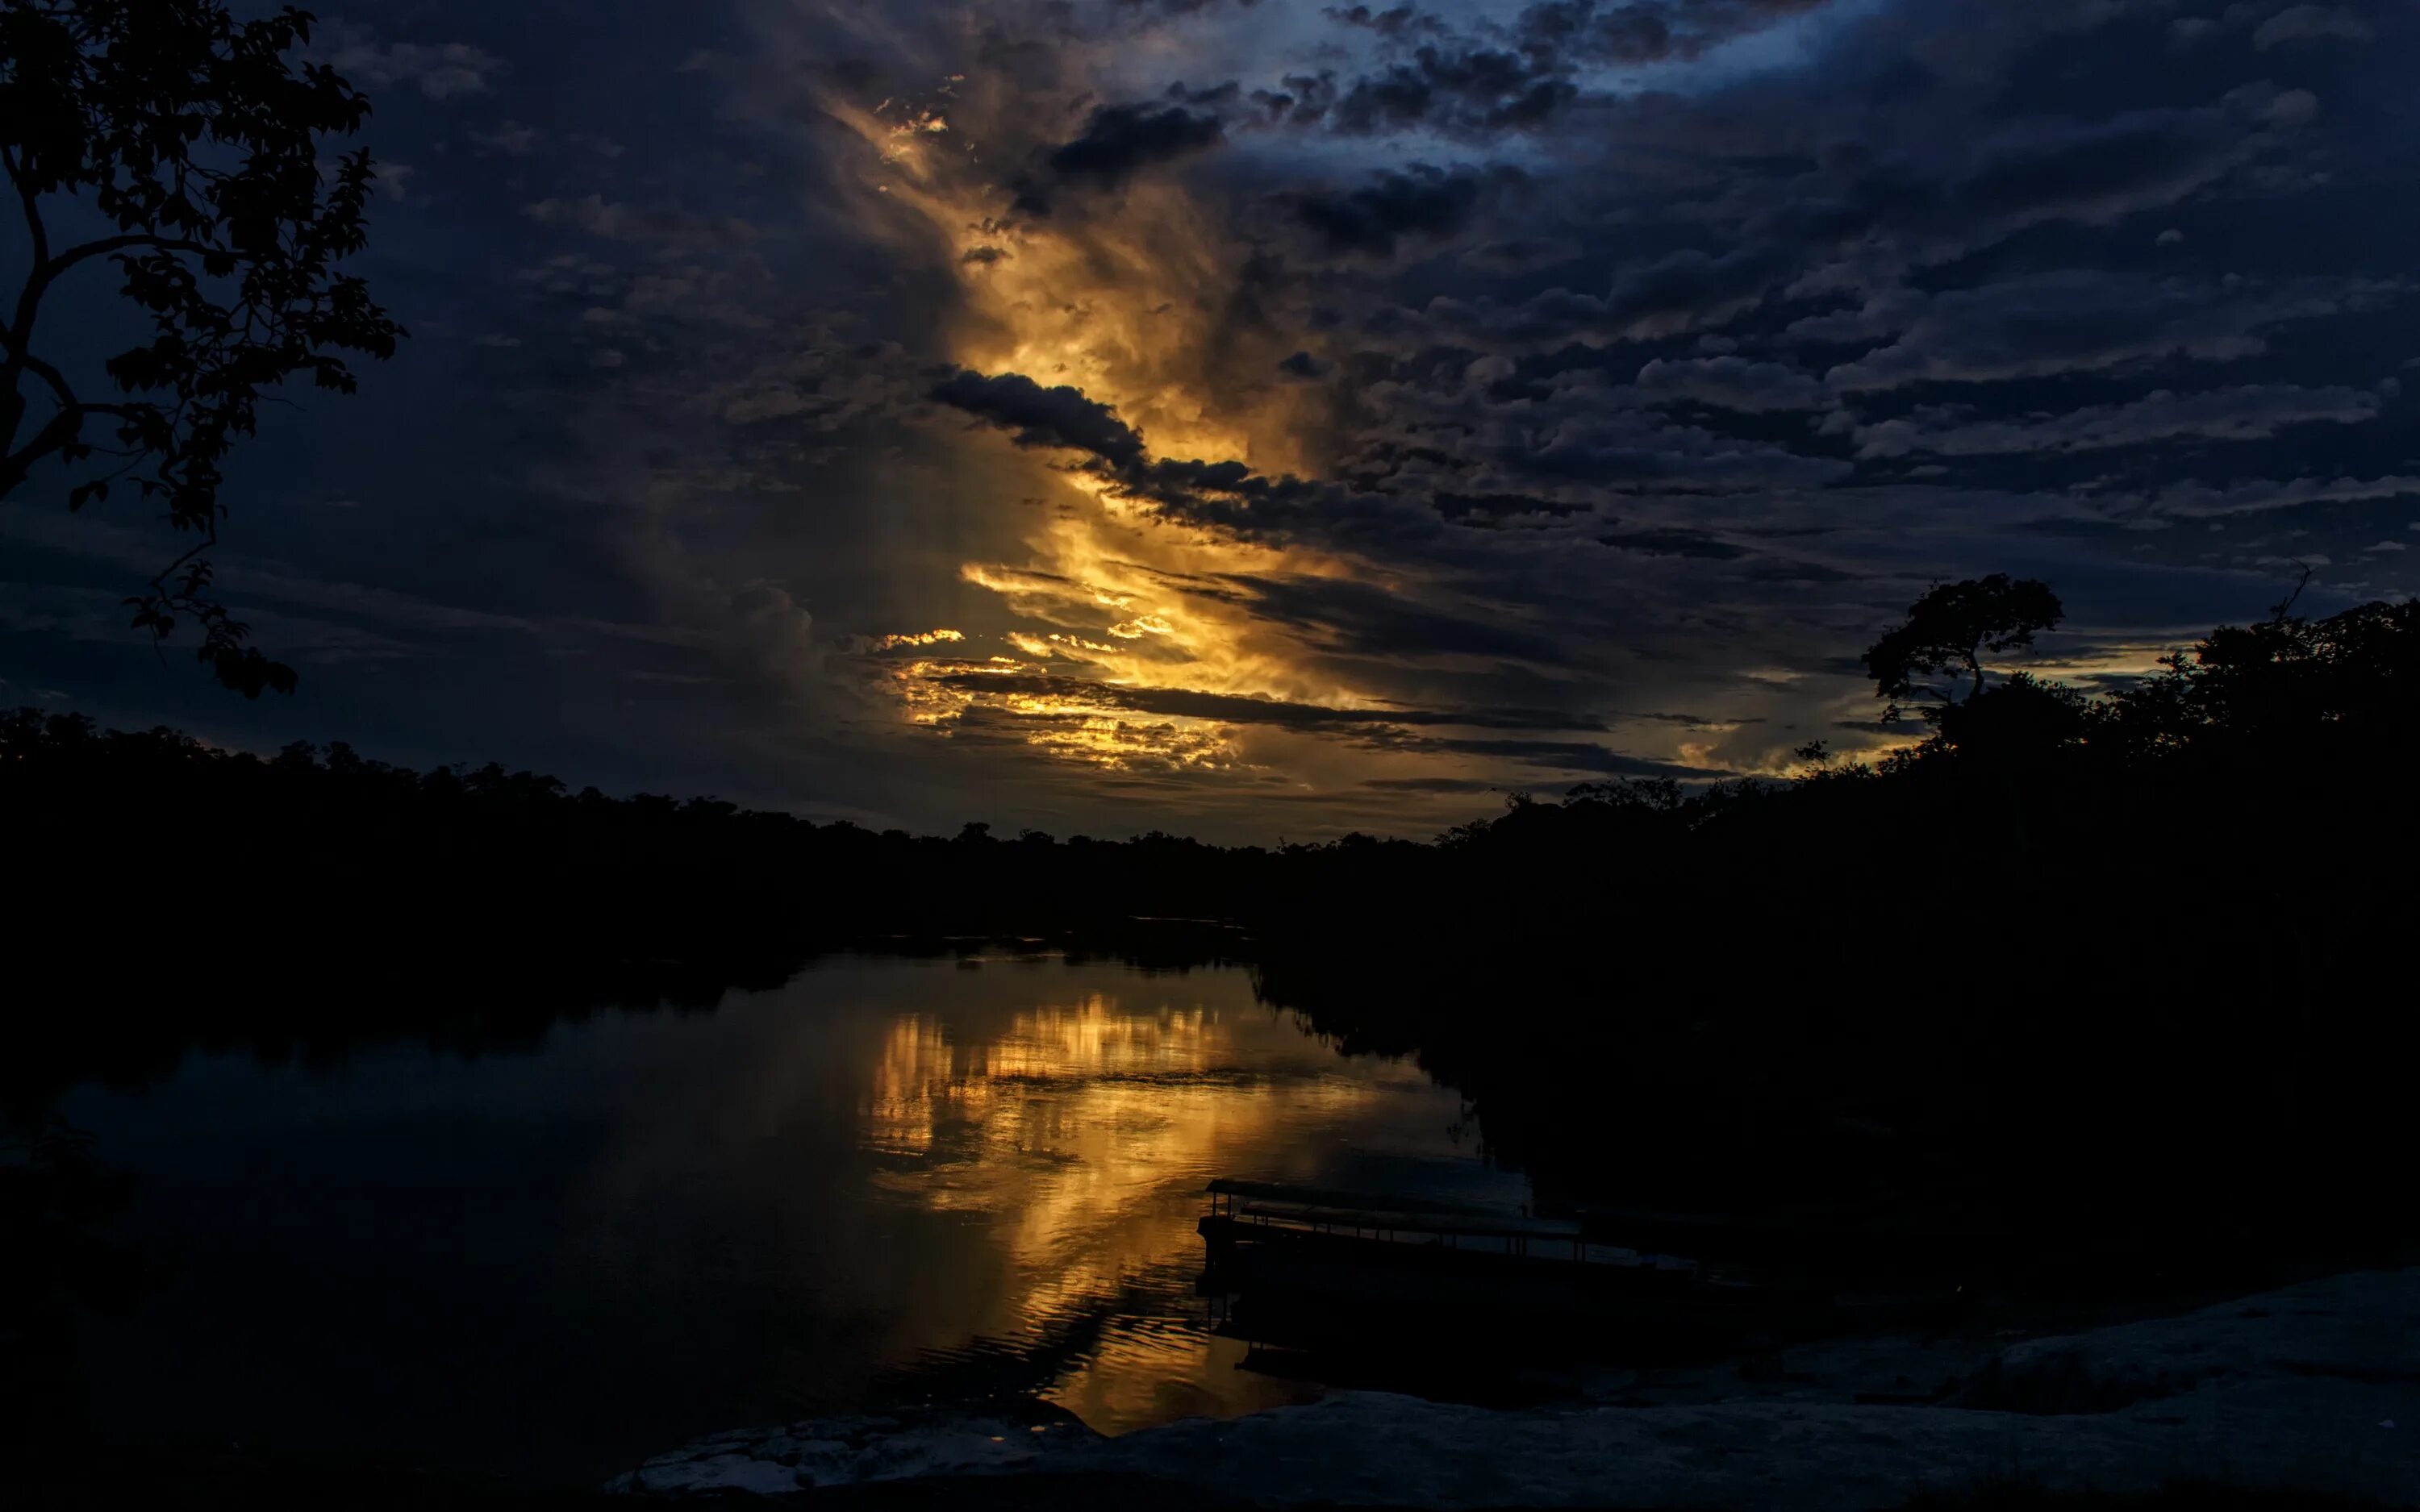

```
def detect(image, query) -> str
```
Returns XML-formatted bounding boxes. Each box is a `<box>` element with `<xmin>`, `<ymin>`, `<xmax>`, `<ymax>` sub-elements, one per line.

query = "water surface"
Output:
<box><xmin>60</xmin><ymin>956</ymin><xmax>1517</xmax><ymax>1481</ymax></box>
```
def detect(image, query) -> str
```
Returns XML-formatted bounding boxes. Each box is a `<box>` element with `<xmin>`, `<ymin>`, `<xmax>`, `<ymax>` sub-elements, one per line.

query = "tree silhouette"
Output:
<box><xmin>0</xmin><ymin>0</ymin><xmax>403</xmax><ymax>696</ymax></box>
<box><xmin>1861</xmin><ymin>574</ymin><xmax>2064</xmax><ymax>725</ymax></box>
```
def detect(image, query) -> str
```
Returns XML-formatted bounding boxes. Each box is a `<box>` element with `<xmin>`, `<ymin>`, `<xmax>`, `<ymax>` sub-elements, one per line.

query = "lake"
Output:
<box><xmin>56</xmin><ymin>955</ymin><xmax>1523</xmax><ymax>1482</ymax></box>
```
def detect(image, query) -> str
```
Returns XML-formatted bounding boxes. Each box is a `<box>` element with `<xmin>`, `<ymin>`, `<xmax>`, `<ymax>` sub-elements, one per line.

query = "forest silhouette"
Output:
<box><xmin>9</xmin><ymin>583</ymin><xmax>2414</xmax><ymax>1287</ymax></box>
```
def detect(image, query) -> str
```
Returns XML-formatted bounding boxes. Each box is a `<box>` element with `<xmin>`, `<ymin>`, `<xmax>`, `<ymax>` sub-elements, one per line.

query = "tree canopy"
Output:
<box><xmin>0</xmin><ymin>0</ymin><xmax>402</xmax><ymax>695</ymax></box>
<box><xmin>1861</xmin><ymin>574</ymin><xmax>2064</xmax><ymax>725</ymax></box>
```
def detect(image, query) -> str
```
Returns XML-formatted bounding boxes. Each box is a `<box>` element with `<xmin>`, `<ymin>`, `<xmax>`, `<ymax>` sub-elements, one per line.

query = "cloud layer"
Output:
<box><xmin>11</xmin><ymin>0</ymin><xmax>2418</xmax><ymax>839</ymax></box>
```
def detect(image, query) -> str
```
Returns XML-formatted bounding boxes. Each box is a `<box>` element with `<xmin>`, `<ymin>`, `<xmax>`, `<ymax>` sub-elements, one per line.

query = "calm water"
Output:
<box><xmin>60</xmin><ymin>956</ymin><xmax>1521</xmax><ymax>1481</ymax></box>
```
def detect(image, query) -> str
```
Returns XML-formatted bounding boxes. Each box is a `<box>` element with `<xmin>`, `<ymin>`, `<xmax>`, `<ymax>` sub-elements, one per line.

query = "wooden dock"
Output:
<box><xmin>1195</xmin><ymin>1178</ymin><xmax>1793</xmax><ymax>1364</ymax></box>
<box><xmin>1200</xmin><ymin>1177</ymin><xmax>1701</xmax><ymax>1272</ymax></box>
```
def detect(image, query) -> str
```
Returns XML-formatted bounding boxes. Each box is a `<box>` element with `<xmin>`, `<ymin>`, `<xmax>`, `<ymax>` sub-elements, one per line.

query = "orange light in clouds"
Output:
<box><xmin>827</xmin><ymin>81</ymin><xmax>1581</xmax><ymax>796</ymax></box>
<box><xmin>871</xmin><ymin>627</ymin><xmax>966</xmax><ymax>650</ymax></box>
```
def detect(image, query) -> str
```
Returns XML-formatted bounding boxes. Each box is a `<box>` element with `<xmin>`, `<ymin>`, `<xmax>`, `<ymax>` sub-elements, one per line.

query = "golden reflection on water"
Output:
<box><xmin>857</xmin><ymin>989</ymin><xmax>1445</xmax><ymax>1431</ymax></box>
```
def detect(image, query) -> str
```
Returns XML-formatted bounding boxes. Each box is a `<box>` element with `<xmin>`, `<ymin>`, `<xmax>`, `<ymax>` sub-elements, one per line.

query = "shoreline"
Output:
<box><xmin>612</xmin><ymin>1267</ymin><xmax>2418</xmax><ymax>1508</ymax></box>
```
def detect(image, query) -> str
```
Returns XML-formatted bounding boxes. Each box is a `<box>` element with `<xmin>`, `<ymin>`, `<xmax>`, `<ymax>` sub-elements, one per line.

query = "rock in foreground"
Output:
<box><xmin>614</xmin><ymin>1269</ymin><xmax>2418</xmax><ymax>1508</ymax></box>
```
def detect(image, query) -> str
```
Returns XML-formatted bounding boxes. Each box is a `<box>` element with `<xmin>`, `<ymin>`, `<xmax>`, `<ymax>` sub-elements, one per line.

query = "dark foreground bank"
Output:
<box><xmin>9</xmin><ymin>1456</ymin><xmax>2409</xmax><ymax>1512</ymax></box>
<box><xmin>607</xmin><ymin>1267</ymin><xmax>2418</xmax><ymax>1510</ymax></box>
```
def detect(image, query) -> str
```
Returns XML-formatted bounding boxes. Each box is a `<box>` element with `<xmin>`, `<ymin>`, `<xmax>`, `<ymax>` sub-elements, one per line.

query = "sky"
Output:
<box><xmin>4</xmin><ymin>0</ymin><xmax>2417</xmax><ymax>841</ymax></box>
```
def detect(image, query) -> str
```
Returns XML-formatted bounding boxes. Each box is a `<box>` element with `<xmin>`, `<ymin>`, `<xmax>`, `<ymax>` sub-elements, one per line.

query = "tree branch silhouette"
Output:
<box><xmin>1861</xmin><ymin>575</ymin><xmax>2065</xmax><ymax>727</ymax></box>
<box><xmin>1</xmin><ymin>0</ymin><xmax>404</xmax><ymax>696</ymax></box>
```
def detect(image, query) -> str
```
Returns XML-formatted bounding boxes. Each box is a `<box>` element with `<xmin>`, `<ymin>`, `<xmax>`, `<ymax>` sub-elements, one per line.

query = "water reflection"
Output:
<box><xmin>58</xmin><ymin>959</ymin><xmax>1518</xmax><ymax>1480</ymax></box>
<box><xmin>858</xmin><ymin>991</ymin><xmax>1448</xmax><ymax>1429</ymax></box>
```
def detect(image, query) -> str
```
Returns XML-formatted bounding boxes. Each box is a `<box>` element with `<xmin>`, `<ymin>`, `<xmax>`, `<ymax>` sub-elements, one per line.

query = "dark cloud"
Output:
<box><xmin>1287</xmin><ymin>165</ymin><xmax>1521</xmax><ymax>256</ymax></box>
<box><xmin>1947</xmin><ymin>106</ymin><xmax>2251</xmax><ymax>227</ymax></box>
<box><xmin>2252</xmin><ymin>5</ymin><xmax>2373</xmax><ymax>51</ymax></box>
<box><xmin>1358</xmin><ymin>732</ymin><xmax>1733</xmax><ymax>780</ymax></box>
<box><xmin>1520</xmin><ymin>432</ymin><xmax>1852</xmax><ymax>493</ymax></box>
<box><xmin>1189</xmin><ymin>571</ymin><xmax>1571</xmax><ymax>664</ymax></box>
<box><xmin>1853</xmin><ymin>384</ymin><xmax>2382</xmax><ymax>458</ymax></box>
<box><xmin>1287</xmin><ymin>1</ymin><xmax>1833</xmax><ymax>137</ymax></box>
<box><xmin>1462</xmin><ymin>235</ymin><xmax>1581</xmax><ymax>272</ymax></box>
<box><xmin>928</xmin><ymin>370</ymin><xmax>1145</xmax><ymax>464</ymax></box>
<box><xmin>1327</xmin><ymin>47</ymin><xmax>1578</xmax><ymax>135</ymax></box>
<box><xmin>1632</xmin><ymin>356</ymin><xmax>1831</xmax><ymax>411</ymax></box>
<box><xmin>1781</xmin><ymin>100</ymin><xmax>2272</xmax><ymax>267</ymax></box>
<box><xmin>1785</xmin><ymin>289</ymin><xmax>1930</xmax><ymax>345</ymax></box>
<box><xmin>1431</xmin><ymin>491</ymin><xmax>1590</xmax><ymax>522</ymax></box>
<box><xmin>1323</xmin><ymin>6</ymin><xmax>1437</xmax><ymax>40</ymax></box>
<box><xmin>1572</xmin><ymin>1</ymin><xmax>1834</xmax><ymax>65</ymax></box>
<box><xmin>1567</xmin><ymin>244</ymin><xmax>1802</xmax><ymax>341</ymax></box>
<box><xmin>923</xmin><ymin>670</ymin><xmax>1604</xmax><ymax>732</ymax></box>
<box><xmin>1360</xmin><ymin>776</ymin><xmax>1514</xmax><ymax>794</ymax></box>
<box><xmin>1012</xmin><ymin>102</ymin><xmax>1225</xmax><ymax>213</ymax></box>
<box><xmin>1597</xmin><ymin>528</ymin><xmax>1750</xmax><ymax>560</ymax></box>
<box><xmin>2132</xmin><ymin>473</ymin><xmax>2420</xmax><ymax>521</ymax></box>
<box><xmin>1822</xmin><ymin>273</ymin><xmax>2371</xmax><ymax>391</ymax></box>
<box><xmin>1117</xmin><ymin>0</ymin><xmax>1264</xmax><ymax>13</ymax></box>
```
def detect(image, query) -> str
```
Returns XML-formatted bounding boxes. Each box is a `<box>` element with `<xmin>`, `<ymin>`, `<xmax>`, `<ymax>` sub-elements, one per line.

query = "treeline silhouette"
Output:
<box><xmin>1253</xmin><ymin>590</ymin><xmax>2418</xmax><ymax>1285</ymax></box>
<box><xmin>1</xmin><ymin>712</ymin><xmax>1262</xmax><ymax>1109</ymax></box>
<box><xmin>8</xmin><ymin>590</ymin><xmax>2415</xmax><ymax>1281</ymax></box>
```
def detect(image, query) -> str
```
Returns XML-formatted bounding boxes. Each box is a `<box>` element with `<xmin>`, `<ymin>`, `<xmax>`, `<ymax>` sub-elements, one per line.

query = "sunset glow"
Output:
<box><xmin>11</xmin><ymin>0</ymin><xmax>2411</xmax><ymax>839</ymax></box>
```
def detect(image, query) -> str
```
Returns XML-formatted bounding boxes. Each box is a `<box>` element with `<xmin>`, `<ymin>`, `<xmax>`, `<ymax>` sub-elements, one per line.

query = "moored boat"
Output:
<box><xmin>1196</xmin><ymin>1179</ymin><xmax>1813</xmax><ymax>1364</ymax></box>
